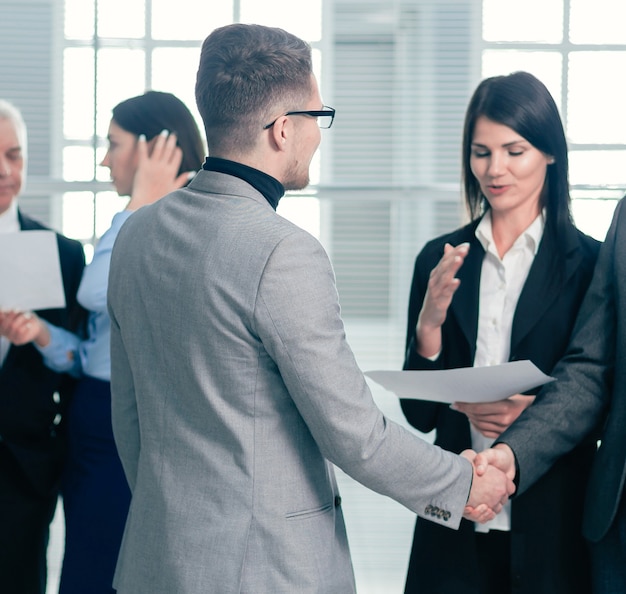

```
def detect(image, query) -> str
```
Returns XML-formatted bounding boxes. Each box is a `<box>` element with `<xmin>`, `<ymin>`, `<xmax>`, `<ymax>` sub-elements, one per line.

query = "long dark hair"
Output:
<box><xmin>462</xmin><ymin>71</ymin><xmax>571</xmax><ymax>240</ymax></box>
<box><xmin>112</xmin><ymin>90</ymin><xmax>205</xmax><ymax>176</ymax></box>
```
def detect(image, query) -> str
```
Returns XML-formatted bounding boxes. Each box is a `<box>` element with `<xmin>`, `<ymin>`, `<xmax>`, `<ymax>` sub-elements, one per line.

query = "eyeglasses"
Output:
<box><xmin>263</xmin><ymin>106</ymin><xmax>335</xmax><ymax>130</ymax></box>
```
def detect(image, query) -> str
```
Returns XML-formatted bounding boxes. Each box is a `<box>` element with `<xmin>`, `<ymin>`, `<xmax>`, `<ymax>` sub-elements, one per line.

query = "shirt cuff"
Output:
<box><xmin>35</xmin><ymin>322</ymin><xmax>81</xmax><ymax>375</ymax></box>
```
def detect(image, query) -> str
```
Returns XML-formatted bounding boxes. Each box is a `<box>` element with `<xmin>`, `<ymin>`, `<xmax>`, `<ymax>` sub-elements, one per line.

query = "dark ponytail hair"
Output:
<box><xmin>112</xmin><ymin>90</ymin><xmax>205</xmax><ymax>176</ymax></box>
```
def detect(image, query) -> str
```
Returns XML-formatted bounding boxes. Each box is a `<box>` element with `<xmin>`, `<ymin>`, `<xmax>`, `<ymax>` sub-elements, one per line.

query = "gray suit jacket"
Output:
<box><xmin>107</xmin><ymin>169</ymin><xmax>472</xmax><ymax>593</ymax></box>
<box><xmin>499</xmin><ymin>196</ymin><xmax>626</xmax><ymax>543</ymax></box>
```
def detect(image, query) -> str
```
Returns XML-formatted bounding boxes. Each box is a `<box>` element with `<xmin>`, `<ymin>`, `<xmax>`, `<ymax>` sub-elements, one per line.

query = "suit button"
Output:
<box><xmin>334</xmin><ymin>495</ymin><xmax>342</xmax><ymax>507</ymax></box>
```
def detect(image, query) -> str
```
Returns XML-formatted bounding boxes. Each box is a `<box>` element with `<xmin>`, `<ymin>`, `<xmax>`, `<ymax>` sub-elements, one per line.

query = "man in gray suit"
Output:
<box><xmin>475</xmin><ymin>197</ymin><xmax>626</xmax><ymax>593</ymax></box>
<box><xmin>107</xmin><ymin>23</ymin><xmax>513</xmax><ymax>594</ymax></box>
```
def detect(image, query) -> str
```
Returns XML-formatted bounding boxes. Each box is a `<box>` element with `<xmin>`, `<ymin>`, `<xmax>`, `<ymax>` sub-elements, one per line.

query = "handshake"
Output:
<box><xmin>461</xmin><ymin>444</ymin><xmax>516</xmax><ymax>523</ymax></box>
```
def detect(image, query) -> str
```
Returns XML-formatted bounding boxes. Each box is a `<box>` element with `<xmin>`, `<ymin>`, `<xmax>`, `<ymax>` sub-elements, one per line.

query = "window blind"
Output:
<box><xmin>0</xmin><ymin>0</ymin><xmax>60</xmax><ymax>226</ymax></box>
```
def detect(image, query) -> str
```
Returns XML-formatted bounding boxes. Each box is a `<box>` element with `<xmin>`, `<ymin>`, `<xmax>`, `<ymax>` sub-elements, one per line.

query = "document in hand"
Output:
<box><xmin>0</xmin><ymin>231</ymin><xmax>66</xmax><ymax>311</ymax></box>
<box><xmin>365</xmin><ymin>360</ymin><xmax>555</xmax><ymax>404</ymax></box>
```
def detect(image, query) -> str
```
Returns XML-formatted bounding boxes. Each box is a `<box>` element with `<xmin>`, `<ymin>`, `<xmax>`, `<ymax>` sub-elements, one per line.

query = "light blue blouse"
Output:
<box><xmin>37</xmin><ymin>210</ymin><xmax>133</xmax><ymax>382</ymax></box>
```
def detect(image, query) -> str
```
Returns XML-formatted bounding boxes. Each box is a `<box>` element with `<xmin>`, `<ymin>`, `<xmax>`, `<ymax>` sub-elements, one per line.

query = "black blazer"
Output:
<box><xmin>400</xmin><ymin>217</ymin><xmax>600</xmax><ymax>594</ymax></box>
<box><xmin>0</xmin><ymin>211</ymin><xmax>85</xmax><ymax>496</ymax></box>
<box><xmin>499</xmin><ymin>197</ymin><xmax>626</xmax><ymax>545</ymax></box>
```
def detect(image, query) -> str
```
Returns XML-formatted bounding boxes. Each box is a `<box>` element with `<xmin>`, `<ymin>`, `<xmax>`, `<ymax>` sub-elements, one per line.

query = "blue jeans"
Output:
<box><xmin>591</xmin><ymin>498</ymin><xmax>626</xmax><ymax>594</ymax></box>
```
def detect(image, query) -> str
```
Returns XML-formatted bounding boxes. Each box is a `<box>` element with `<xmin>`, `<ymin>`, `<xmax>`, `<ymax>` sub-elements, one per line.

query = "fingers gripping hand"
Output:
<box><xmin>473</xmin><ymin>445</ymin><xmax>517</xmax><ymax>484</ymax></box>
<box><xmin>462</xmin><ymin>446</ymin><xmax>516</xmax><ymax>523</ymax></box>
<box><xmin>464</xmin><ymin>502</ymin><xmax>497</xmax><ymax>523</ymax></box>
<box><xmin>460</xmin><ymin>449</ymin><xmax>497</xmax><ymax>523</ymax></box>
<box><xmin>465</xmin><ymin>464</ymin><xmax>512</xmax><ymax>523</ymax></box>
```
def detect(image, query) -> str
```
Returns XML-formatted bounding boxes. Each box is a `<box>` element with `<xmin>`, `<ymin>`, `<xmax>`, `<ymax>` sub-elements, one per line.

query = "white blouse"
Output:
<box><xmin>472</xmin><ymin>209</ymin><xmax>544</xmax><ymax>533</ymax></box>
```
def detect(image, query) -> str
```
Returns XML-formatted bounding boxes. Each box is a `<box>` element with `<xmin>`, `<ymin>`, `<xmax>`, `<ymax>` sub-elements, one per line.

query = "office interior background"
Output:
<box><xmin>1</xmin><ymin>0</ymin><xmax>625</xmax><ymax>592</ymax></box>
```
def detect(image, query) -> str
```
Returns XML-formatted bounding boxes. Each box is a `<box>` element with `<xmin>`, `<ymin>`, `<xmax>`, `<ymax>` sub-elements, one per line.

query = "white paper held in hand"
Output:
<box><xmin>365</xmin><ymin>360</ymin><xmax>555</xmax><ymax>404</ymax></box>
<box><xmin>0</xmin><ymin>230</ymin><xmax>66</xmax><ymax>311</ymax></box>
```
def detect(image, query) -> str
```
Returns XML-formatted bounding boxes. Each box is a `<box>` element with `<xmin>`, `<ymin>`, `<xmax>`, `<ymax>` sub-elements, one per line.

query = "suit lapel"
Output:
<box><xmin>18</xmin><ymin>210</ymin><xmax>42</xmax><ymax>231</ymax></box>
<box><xmin>511</xmin><ymin>223</ymin><xmax>581</xmax><ymax>351</ymax></box>
<box><xmin>449</xmin><ymin>231</ymin><xmax>484</xmax><ymax>360</ymax></box>
<box><xmin>2</xmin><ymin>211</ymin><xmax>25</xmax><ymax>367</ymax></box>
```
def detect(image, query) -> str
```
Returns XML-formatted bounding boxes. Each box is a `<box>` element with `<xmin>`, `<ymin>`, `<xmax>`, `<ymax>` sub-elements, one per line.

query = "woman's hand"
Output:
<box><xmin>452</xmin><ymin>394</ymin><xmax>536</xmax><ymax>438</ymax></box>
<box><xmin>126</xmin><ymin>130</ymin><xmax>193</xmax><ymax>211</ymax></box>
<box><xmin>415</xmin><ymin>242</ymin><xmax>470</xmax><ymax>357</ymax></box>
<box><xmin>0</xmin><ymin>309</ymin><xmax>50</xmax><ymax>347</ymax></box>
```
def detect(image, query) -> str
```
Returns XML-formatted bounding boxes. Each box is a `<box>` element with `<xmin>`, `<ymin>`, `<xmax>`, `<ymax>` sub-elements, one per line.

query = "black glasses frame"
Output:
<box><xmin>263</xmin><ymin>106</ymin><xmax>335</xmax><ymax>130</ymax></box>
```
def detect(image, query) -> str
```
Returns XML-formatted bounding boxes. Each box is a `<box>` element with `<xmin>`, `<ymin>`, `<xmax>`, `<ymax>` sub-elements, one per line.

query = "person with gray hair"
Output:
<box><xmin>0</xmin><ymin>90</ymin><xmax>204</xmax><ymax>594</ymax></box>
<box><xmin>0</xmin><ymin>99</ymin><xmax>85</xmax><ymax>594</ymax></box>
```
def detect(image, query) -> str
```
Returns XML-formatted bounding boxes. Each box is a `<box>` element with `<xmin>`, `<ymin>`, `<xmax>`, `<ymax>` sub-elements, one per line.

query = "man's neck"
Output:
<box><xmin>202</xmin><ymin>157</ymin><xmax>284</xmax><ymax>210</ymax></box>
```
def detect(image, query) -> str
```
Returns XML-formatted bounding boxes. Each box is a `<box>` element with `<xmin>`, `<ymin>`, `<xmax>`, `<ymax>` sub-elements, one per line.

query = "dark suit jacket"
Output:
<box><xmin>500</xmin><ymin>197</ymin><xmax>626</xmax><ymax>545</ymax></box>
<box><xmin>401</xmin><ymin>216</ymin><xmax>600</xmax><ymax>594</ymax></box>
<box><xmin>0</xmin><ymin>210</ymin><xmax>85</xmax><ymax>497</ymax></box>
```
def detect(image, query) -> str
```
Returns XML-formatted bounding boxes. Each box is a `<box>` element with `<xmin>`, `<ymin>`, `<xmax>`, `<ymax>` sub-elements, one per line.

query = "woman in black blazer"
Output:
<box><xmin>401</xmin><ymin>72</ymin><xmax>600</xmax><ymax>594</ymax></box>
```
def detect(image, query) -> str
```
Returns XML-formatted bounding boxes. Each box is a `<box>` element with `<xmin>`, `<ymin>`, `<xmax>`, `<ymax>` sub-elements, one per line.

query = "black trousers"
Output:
<box><xmin>0</xmin><ymin>443</ymin><xmax>58</xmax><ymax>594</ymax></box>
<box><xmin>475</xmin><ymin>530</ymin><xmax>512</xmax><ymax>594</ymax></box>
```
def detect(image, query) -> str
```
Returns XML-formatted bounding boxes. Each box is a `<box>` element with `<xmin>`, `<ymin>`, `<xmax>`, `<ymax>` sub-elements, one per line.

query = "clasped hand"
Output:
<box><xmin>452</xmin><ymin>394</ymin><xmax>535</xmax><ymax>438</ymax></box>
<box><xmin>0</xmin><ymin>309</ymin><xmax>49</xmax><ymax>347</ymax></box>
<box><xmin>462</xmin><ymin>444</ymin><xmax>516</xmax><ymax>523</ymax></box>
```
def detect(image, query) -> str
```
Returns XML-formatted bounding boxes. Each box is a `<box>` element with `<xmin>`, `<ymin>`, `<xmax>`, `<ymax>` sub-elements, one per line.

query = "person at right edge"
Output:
<box><xmin>400</xmin><ymin>71</ymin><xmax>600</xmax><ymax>594</ymax></box>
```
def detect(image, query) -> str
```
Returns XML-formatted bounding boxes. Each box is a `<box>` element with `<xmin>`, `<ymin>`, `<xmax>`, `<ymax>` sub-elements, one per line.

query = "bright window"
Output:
<box><xmin>60</xmin><ymin>0</ymin><xmax>324</xmax><ymax>255</ymax></box>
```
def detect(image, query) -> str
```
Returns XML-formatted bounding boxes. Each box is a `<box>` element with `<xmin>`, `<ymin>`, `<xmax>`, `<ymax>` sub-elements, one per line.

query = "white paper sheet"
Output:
<box><xmin>0</xmin><ymin>231</ymin><xmax>66</xmax><ymax>311</ymax></box>
<box><xmin>365</xmin><ymin>360</ymin><xmax>555</xmax><ymax>404</ymax></box>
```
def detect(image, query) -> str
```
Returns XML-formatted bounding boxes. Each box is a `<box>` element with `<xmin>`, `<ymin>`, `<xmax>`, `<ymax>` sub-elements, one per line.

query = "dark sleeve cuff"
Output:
<box><xmin>494</xmin><ymin>439</ymin><xmax>521</xmax><ymax>496</ymax></box>
<box><xmin>404</xmin><ymin>335</ymin><xmax>443</xmax><ymax>370</ymax></box>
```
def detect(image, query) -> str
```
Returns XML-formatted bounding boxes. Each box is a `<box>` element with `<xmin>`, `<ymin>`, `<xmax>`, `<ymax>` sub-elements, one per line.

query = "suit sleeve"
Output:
<box><xmin>36</xmin><ymin>322</ymin><xmax>82</xmax><ymax>375</ymax></box>
<box><xmin>37</xmin><ymin>236</ymin><xmax>86</xmax><ymax>375</ymax></box>
<box><xmin>253</xmin><ymin>230</ymin><xmax>473</xmax><ymax>529</ymax></box>
<box><xmin>108</xmin><ymin>277</ymin><xmax>140</xmax><ymax>491</ymax></box>
<box><xmin>497</xmin><ymin>201</ymin><xmax>621</xmax><ymax>494</ymax></box>
<box><xmin>59</xmin><ymin>236</ymin><xmax>86</xmax><ymax>319</ymax></box>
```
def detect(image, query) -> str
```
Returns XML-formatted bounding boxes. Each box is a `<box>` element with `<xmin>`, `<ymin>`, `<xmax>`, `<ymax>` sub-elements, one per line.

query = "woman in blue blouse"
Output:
<box><xmin>0</xmin><ymin>91</ymin><xmax>204</xmax><ymax>593</ymax></box>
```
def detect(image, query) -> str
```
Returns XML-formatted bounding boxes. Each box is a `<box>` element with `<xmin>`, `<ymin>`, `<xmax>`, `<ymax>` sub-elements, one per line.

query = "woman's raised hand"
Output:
<box><xmin>126</xmin><ymin>130</ymin><xmax>192</xmax><ymax>211</ymax></box>
<box><xmin>415</xmin><ymin>242</ymin><xmax>470</xmax><ymax>358</ymax></box>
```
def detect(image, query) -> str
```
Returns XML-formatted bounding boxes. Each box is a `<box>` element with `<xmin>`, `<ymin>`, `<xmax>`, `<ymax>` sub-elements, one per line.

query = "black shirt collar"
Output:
<box><xmin>202</xmin><ymin>157</ymin><xmax>284</xmax><ymax>211</ymax></box>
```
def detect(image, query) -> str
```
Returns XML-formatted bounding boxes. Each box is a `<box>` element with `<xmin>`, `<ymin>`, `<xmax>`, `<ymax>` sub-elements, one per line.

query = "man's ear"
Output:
<box><xmin>268</xmin><ymin>116</ymin><xmax>289</xmax><ymax>151</ymax></box>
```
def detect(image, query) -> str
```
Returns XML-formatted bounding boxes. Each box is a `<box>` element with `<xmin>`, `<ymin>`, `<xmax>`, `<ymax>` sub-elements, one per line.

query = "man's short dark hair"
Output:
<box><xmin>195</xmin><ymin>24</ymin><xmax>313</xmax><ymax>155</ymax></box>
